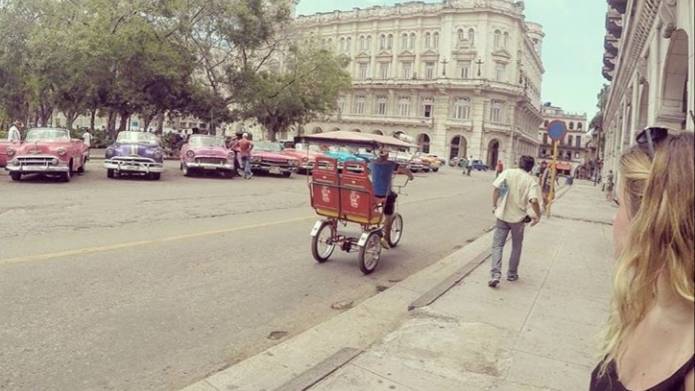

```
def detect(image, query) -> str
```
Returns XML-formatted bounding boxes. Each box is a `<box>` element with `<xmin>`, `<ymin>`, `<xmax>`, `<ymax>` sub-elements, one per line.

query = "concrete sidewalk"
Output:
<box><xmin>183</xmin><ymin>181</ymin><xmax>616</xmax><ymax>391</ymax></box>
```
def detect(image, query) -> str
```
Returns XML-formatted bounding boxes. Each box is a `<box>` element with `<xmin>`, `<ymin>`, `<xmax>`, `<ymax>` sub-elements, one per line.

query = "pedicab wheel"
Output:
<box><xmin>359</xmin><ymin>231</ymin><xmax>382</xmax><ymax>275</ymax></box>
<box><xmin>388</xmin><ymin>213</ymin><xmax>404</xmax><ymax>248</ymax></box>
<box><xmin>311</xmin><ymin>221</ymin><xmax>336</xmax><ymax>263</ymax></box>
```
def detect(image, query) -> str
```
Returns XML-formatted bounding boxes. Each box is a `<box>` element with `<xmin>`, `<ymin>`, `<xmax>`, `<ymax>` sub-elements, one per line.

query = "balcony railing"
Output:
<box><xmin>337</xmin><ymin>113</ymin><xmax>434</xmax><ymax>127</ymax></box>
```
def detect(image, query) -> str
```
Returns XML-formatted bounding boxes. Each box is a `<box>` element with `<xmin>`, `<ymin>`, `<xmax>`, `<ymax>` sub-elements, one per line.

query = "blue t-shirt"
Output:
<box><xmin>369</xmin><ymin>160</ymin><xmax>397</xmax><ymax>197</ymax></box>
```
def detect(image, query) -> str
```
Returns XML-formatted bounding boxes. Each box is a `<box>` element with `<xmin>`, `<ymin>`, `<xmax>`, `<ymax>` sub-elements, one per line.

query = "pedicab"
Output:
<box><xmin>295</xmin><ymin>131</ymin><xmax>415</xmax><ymax>274</ymax></box>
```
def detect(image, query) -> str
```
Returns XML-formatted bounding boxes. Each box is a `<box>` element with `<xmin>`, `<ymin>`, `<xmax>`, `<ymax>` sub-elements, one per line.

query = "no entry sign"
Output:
<box><xmin>547</xmin><ymin>120</ymin><xmax>567</xmax><ymax>141</ymax></box>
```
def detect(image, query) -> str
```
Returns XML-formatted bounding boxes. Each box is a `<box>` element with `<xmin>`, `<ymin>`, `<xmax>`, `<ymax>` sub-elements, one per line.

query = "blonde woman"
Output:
<box><xmin>590</xmin><ymin>128</ymin><xmax>694</xmax><ymax>390</ymax></box>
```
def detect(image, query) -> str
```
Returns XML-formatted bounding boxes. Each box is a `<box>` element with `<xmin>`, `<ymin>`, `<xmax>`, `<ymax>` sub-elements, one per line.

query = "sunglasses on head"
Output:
<box><xmin>635</xmin><ymin>127</ymin><xmax>668</xmax><ymax>157</ymax></box>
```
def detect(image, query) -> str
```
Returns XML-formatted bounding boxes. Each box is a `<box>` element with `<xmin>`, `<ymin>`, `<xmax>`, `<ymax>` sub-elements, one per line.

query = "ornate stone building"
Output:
<box><xmin>294</xmin><ymin>0</ymin><xmax>544</xmax><ymax>167</ymax></box>
<box><xmin>600</xmin><ymin>0</ymin><xmax>693</xmax><ymax>175</ymax></box>
<box><xmin>537</xmin><ymin>104</ymin><xmax>588</xmax><ymax>176</ymax></box>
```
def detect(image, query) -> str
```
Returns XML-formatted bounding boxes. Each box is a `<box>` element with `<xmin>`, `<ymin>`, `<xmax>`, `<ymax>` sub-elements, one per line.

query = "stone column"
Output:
<box><xmin>469</xmin><ymin>96</ymin><xmax>487</xmax><ymax>160</ymax></box>
<box><xmin>431</xmin><ymin>92</ymin><xmax>449</xmax><ymax>157</ymax></box>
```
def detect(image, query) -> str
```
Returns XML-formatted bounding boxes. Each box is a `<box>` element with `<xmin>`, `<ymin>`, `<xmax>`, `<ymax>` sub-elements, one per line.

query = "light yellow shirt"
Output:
<box><xmin>493</xmin><ymin>168</ymin><xmax>541</xmax><ymax>223</ymax></box>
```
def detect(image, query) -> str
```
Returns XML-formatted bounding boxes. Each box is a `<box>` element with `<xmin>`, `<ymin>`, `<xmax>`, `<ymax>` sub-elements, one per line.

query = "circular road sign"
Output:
<box><xmin>547</xmin><ymin>120</ymin><xmax>567</xmax><ymax>141</ymax></box>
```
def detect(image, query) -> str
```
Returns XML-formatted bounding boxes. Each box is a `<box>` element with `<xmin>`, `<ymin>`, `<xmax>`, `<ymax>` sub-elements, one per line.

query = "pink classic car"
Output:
<box><xmin>5</xmin><ymin>127</ymin><xmax>88</xmax><ymax>182</ymax></box>
<box><xmin>180</xmin><ymin>134</ymin><xmax>235</xmax><ymax>177</ymax></box>
<box><xmin>281</xmin><ymin>142</ymin><xmax>325</xmax><ymax>174</ymax></box>
<box><xmin>250</xmin><ymin>141</ymin><xmax>299</xmax><ymax>178</ymax></box>
<box><xmin>0</xmin><ymin>140</ymin><xmax>16</xmax><ymax>168</ymax></box>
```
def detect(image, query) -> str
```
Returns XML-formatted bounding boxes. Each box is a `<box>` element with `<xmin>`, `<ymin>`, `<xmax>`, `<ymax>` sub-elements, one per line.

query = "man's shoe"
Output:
<box><xmin>488</xmin><ymin>278</ymin><xmax>500</xmax><ymax>288</ymax></box>
<box><xmin>380</xmin><ymin>237</ymin><xmax>391</xmax><ymax>249</ymax></box>
<box><xmin>507</xmin><ymin>275</ymin><xmax>519</xmax><ymax>282</ymax></box>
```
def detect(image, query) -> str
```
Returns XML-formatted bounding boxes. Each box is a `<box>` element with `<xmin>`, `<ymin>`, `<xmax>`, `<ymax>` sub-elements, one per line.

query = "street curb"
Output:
<box><xmin>181</xmin><ymin>230</ymin><xmax>496</xmax><ymax>391</ymax></box>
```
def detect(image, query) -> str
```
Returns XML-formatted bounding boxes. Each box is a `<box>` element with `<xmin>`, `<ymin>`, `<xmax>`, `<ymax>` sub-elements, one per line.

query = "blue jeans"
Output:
<box><xmin>240</xmin><ymin>156</ymin><xmax>252</xmax><ymax>178</ymax></box>
<box><xmin>490</xmin><ymin>219</ymin><xmax>525</xmax><ymax>279</ymax></box>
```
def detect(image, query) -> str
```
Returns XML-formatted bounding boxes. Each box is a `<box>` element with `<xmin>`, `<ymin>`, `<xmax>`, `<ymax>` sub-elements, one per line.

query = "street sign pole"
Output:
<box><xmin>545</xmin><ymin>120</ymin><xmax>567</xmax><ymax>218</ymax></box>
<box><xmin>546</xmin><ymin>139</ymin><xmax>559</xmax><ymax>217</ymax></box>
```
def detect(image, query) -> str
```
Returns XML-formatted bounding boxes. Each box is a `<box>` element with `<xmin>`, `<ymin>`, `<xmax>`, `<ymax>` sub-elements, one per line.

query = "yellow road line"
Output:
<box><xmin>0</xmin><ymin>192</ymin><xmax>465</xmax><ymax>266</ymax></box>
<box><xmin>0</xmin><ymin>216</ymin><xmax>314</xmax><ymax>266</ymax></box>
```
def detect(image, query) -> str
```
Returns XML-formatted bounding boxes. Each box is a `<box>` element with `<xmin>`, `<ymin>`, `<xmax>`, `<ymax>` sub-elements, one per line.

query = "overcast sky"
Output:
<box><xmin>295</xmin><ymin>0</ymin><xmax>607</xmax><ymax>121</ymax></box>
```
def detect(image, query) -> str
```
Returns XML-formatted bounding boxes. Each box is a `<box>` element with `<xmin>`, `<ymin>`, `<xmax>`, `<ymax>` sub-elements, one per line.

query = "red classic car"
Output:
<box><xmin>180</xmin><ymin>134</ymin><xmax>235</xmax><ymax>178</ymax></box>
<box><xmin>0</xmin><ymin>140</ymin><xmax>17</xmax><ymax>168</ymax></box>
<box><xmin>281</xmin><ymin>142</ymin><xmax>325</xmax><ymax>173</ymax></box>
<box><xmin>5</xmin><ymin>127</ymin><xmax>88</xmax><ymax>182</ymax></box>
<box><xmin>250</xmin><ymin>141</ymin><xmax>299</xmax><ymax>177</ymax></box>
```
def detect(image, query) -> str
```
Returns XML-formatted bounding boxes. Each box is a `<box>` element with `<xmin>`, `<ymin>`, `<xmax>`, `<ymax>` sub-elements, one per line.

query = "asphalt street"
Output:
<box><xmin>0</xmin><ymin>162</ymin><xmax>496</xmax><ymax>391</ymax></box>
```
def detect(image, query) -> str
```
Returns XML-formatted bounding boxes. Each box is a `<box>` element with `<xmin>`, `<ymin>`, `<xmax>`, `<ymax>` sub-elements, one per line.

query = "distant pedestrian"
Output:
<box><xmin>466</xmin><ymin>155</ymin><xmax>473</xmax><ymax>176</ymax></box>
<box><xmin>489</xmin><ymin>155</ymin><xmax>542</xmax><ymax>288</ymax></box>
<box><xmin>590</xmin><ymin>130</ymin><xmax>694</xmax><ymax>391</ymax></box>
<box><xmin>605</xmin><ymin>170</ymin><xmax>614</xmax><ymax>201</ymax></box>
<box><xmin>82</xmin><ymin>129</ymin><xmax>92</xmax><ymax>148</ymax></box>
<box><xmin>495</xmin><ymin>160</ymin><xmax>504</xmax><ymax>177</ymax></box>
<box><xmin>8</xmin><ymin>120</ymin><xmax>22</xmax><ymax>142</ymax></box>
<box><xmin>237</xmin><ymin>133</ymin><xmax>254</xmax><ymax>179</ymax></box>
<box><xmin>460</xmin><ymin>156</ymin><xmax>469</xmax><ymax>175</ymax></box>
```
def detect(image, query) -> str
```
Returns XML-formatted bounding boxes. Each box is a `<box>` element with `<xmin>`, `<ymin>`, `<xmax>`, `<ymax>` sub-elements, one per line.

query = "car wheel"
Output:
<box><xmin>61</xmin><ymin>169</ymin><xmax>71</xmax><ymax>182</ymax></box>
<box><xmin>282</xmin><ymin>171</ymin><xmax>292</xmax><ymax>178</ymax></box>
<box><xmin>182</xmin><ymin>165</ymin><xmax>192</xmax><ymax>177</ymax></box>
<box><xmin>77</xmin><ymin>158</ymin><xmax>85</xmax><ymax>174</ymax></box>
<box><xmin>10</xmin><ymin>172</ymin><xmax>21</xmax><ymax>181</ymax></box>
<box><xmin>433</xmin><ymin>167</ymin><xmax>439</xmax><ymax>172</ymax></box>
<box><xmin>149</xmin><ymin>173</ymin><xmax>161</xmax><ymax>180</ymax></box>
<box><xmin>107</xmin><ymin>169</ymin><xmax>115</xmax><ymax>178</ymax></box>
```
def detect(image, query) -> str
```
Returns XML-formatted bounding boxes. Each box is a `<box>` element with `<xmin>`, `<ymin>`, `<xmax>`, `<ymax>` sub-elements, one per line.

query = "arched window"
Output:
<box><xmin>409</xmin><ymin>33</ymin><xmax>416</xmax><ymax>49</ymax></box>
<box><xmin>401</xmin><ymin>33</ymin><xmax>408</xmax><ymax>49</ymax></box>
<box><xmin>340</xmin><ymin>37</ymin><xmax>345</xmax><ymax>51</ymax></box>
<box><xmin>457</xmin><ymin>29</ymin><xmax>465</xmax><ymax>43</ymax></box>
<box><xmin>468</xmin><ymin>28</ymin><xmax>475</xmax><ymax>46</ymax></box>
<box><xmin>380</xmin><ymin>34</ymin><xmax>386</xmax><ymax>50</ymax></box>
<box><xmin>425</xmin><ymin>32</ymin><xmax>431</xmax><ymax>49</ymax></box>
<box><xmin>387</xmin><ymin>34</ymin><xmax>393</xmax><ymax>49</ymax></box>
<box><xmin>569</xmin><ymin>121</ymin><xmax>574</xmax><ymax>130</ymax></box>
<box><xmin>366</xmin><ymin>35</ymin><xmax>372</xmax><ymax>50</ymax></box>
<box><xmin>544</xmin><ymin>120</ymin><xmax>549</xmax><ymax>127</ymax></box>
<box><xmin>503</xmin><ymin>32</ymin><xmax>509</xmax><ymax>49</ymax></box>
<box><xmin>494</xmin><ymin>30</ymin><xmax>501</xmax><ymax>49</ymax></box>
<box><xmin>433</xmin><ymin>32</ymin><xmax>439</xmax><ymax>48</ymax></box>
<box><xmin>359</xmin><ymin>35</ymin><xmax>366</xmax><ymax>50</ymax></box>
<box><xmin>577</xmin><ymin>122</ymin><xmax>583</xmax><ymax>130</ymax></box>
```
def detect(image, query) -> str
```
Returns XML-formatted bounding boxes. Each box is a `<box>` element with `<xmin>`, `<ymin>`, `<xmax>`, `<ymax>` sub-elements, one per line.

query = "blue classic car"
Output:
<box><xmin>104</xmin><ymin>131</ymin><xmax>164</xmax><ymax>180</ymax></box>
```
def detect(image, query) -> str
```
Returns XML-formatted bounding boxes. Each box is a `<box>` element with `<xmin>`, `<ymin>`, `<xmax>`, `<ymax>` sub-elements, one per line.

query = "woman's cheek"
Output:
<box><xmin>613</xmin><ymin>204</ymin><xmax>629</xmax><ymax>257</ymax></box>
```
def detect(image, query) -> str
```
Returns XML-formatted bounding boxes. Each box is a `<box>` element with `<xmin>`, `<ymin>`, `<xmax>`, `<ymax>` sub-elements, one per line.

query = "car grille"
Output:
<box><xmin>196</xmin><ymin>157</ymin><xmax>226</xmax><ymax>165</ymax></box>
<box><xmin>15</xmin><ymin>156</ymin><xmax>59</xmax><ymax>166</ymax></box>
<box><xmin>260</xmin><ymin>159</ymin><xmax>290</xmax><ymax>168</ymax></box>
<box><xmin>111</xmin><ymin>156</ymin><xmax>155</xmax><ymax>164</ymax></box>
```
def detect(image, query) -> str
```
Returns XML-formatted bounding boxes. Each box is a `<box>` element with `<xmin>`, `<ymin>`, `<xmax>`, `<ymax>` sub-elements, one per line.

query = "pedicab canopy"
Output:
<box><xmin>296</xmin><ymin>131</ymin><xmax>416</xmax><ymax>150</ymax></box>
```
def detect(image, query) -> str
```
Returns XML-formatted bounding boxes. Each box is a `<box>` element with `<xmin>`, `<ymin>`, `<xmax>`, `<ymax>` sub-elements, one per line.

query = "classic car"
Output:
<box><xmin>390</xmin><ymin>151</ymin><xmax>426</xmax><ymax>172</ymax></box>
<box><xmin>104</xmin><ymin>131</ymin><xmax>164</xmax><ymax>180</ymax></box>
<box><xmin>0</xmin><ymin>140</ymin><xmax>16</xmax><ymax>168</ymax></box>
<box><xmin>180</xmin><ymin>135</ymin><xmax>235</xmax><ymax>178</ymax></box>
<box><xmin>470</xmin><ymin>159</ymin><xmax>489</xmax><ymax>171</ymax></box>
<box><xmin>250</xmin><ymin>141</ymin><xmax>299</xmax><ymax>177</ymax></box>
<box><xmin>281</xmin><ymin>142</ymin><xmax>324</xmax><ymax>173</ymax></box>
<box><xmin>415</xmin><ymin>152</ymin><xmax>442</xmax><ymax>172</ymax></box>
<box><xmin>5</xmin><ymin>127</ymin><xmax>88</xmax><ymax>182</ymax></box>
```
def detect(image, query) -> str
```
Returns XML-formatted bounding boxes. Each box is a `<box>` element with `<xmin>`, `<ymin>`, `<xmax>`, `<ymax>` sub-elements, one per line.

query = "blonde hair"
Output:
<box><xmin>599</xmin><ymin>132</ymin><xmax>695</xmax><ymax>374</ymax></box>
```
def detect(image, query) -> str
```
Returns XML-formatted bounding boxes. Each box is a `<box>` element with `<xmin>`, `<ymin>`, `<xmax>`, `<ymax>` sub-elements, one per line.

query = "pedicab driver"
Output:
<box><xmin>369</xmin><ymin>148</ymin><xmax>414</xmax><ymax>248</ymax></box>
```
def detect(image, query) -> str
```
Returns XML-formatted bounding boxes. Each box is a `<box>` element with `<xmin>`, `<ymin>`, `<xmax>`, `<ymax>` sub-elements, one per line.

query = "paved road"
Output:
<box><xmin>0</xmin><ymin>163</ymin><xmax>495</xmax><ymax>391</ymax></box>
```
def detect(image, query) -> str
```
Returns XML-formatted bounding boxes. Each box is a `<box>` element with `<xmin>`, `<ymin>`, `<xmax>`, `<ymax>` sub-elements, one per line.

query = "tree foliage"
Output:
<box><xmin>0</xmin><ymin>0</ymin><xmax>350</xmax><ymax>137</ymax></box>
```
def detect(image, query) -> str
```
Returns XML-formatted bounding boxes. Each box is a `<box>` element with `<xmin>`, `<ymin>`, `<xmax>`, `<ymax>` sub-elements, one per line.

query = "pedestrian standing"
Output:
<box><xmin>590</xmin><ymin>130</ymin><xmax>694</xmax><ymax>391</ymax></box>
<box><xmin>466</xmin><ymin>155</ymin><xmax>473</xmax><ymax>176</ymax></box>
<box><xmin>495</xmin><ymin>160</ymin><xmax>504</xmax><ymax>178</ymax></box>
<box><xmin>82</xmin><ymin>129</ymin><xmax>92</xmax><ymax>148</ymax></box>
<box><xmin>605</xmin><ymin>170</ymin><xmax>614</xmax><ymax>201</ymax></box>
<box><xmin>237</xmin><ymin>133</ymin><xmax>253</xmax><ymax>179</ymax></box>
<box><xmin>460</xmin><ymin>156</ymin><xmax>469</xmax><ymax>176</ymax></box>
<box><xmin>489</xmin><ymin>155</ymin><xmax>542</xmax><ymax>288</ymax></box>
<box><xmin>8</xmin><ymin>120</ymin><xmax>22</xmax><ymax>142</ymax></box>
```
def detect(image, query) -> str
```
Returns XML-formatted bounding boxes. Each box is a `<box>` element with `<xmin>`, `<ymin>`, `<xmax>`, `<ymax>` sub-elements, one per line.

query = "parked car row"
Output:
<box><xmin>3</xmin><ymin>128</ymin><xmax>447</xmax><ymax>183</ymax></box>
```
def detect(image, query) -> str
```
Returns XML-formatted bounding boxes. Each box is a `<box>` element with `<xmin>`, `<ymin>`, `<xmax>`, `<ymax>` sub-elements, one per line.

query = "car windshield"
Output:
<box><xmin>293</xmin><ymin>143</ymin><xmax>322</xmax><ymax>153</ymax></box>
<box><xmin>117</xmin><ymin>131</ymin><xmax>158</xmax><ymax>145</ymax></box>
<box><xmin>255</xmin><ymin>141</ymin><xmax>282</xmax><ymax>152</ymax></box>
<box><xmin>189</xmin><ymin>135</ymin><xmax>224</xmax><ymax>148</ymax></box>
<box><xmin>25</xmin><ymin>128</ymin><xmax>70</xmax><ymax>141</ymax></box>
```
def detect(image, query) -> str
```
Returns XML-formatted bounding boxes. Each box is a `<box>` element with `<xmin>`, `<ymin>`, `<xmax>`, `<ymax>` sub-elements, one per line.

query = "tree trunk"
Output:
<box><xmin>156</xmin><ymin>114</ymin><xmax>165</xmax><ymax>135</ymax></box>
<box><xmin>89</xmin><ymin>108</ymin><xmax>97</xmax><ymax>131</ymax></box>
<box><xmin>117</xmin><ymin>112</ymin><xmax>129</xmax><ymax>132</ymax></box>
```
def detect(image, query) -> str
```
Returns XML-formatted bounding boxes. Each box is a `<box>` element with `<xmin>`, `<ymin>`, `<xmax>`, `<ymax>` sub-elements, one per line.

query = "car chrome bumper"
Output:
<box><xmin>6</xmin><ymin>164</ymin><xmax>69</xmax><ymax>173</ymax></box>
<box><xmin>104</xmin><ymin>160</ymin><xmax>164</xmax><ymax>173</ymax></box>
<box><xmin>186</xmin><ymin>162</ymin><xmax>234</xmax><ymax>170</ymax></box>
<box><xmin>251</xmin><ymin>164</ymin><xmax>295</xmax><ymax>174</ymax></box>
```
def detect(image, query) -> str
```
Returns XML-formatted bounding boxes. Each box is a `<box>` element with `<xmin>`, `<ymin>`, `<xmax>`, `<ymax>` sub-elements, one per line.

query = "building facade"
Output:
<box><xmin>294</xmin><ymin>0</ymin><xmax>544</xmax><ymax>167</ymax></box>
<box><xmin>600</xmin><ymin>0</ymin><xmax>693</xmax><ymax>176</ymax></box>
<box><xmin>537</xmin><ymin>104</ymin><xmax>588</xmax><ymax>176</ymax></box>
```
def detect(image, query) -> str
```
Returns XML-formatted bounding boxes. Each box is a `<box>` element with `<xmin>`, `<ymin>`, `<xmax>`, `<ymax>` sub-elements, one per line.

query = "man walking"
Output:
<box><xmin>465</xmin><ymin>155</ymin><xmax>473</xmax><ymax>176</ymax></box>
<box><xmin>237</xmin><ymin>133</ymin><xmax>253</xmax><ymax>179</ymax></box>
<box><xmin>489</xmin><ymin>155</ymin><xmax>542</xmax><ymax>288</ymax></box>
<box><xmin>460</xmin><ymin>156</ymin><xmax>469</xmax><ymax>176</ymax></box>
<box><xmin>8</xmin><ymin>121</ymin><xmax>22</xmax><ymax>142</ymax></box>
